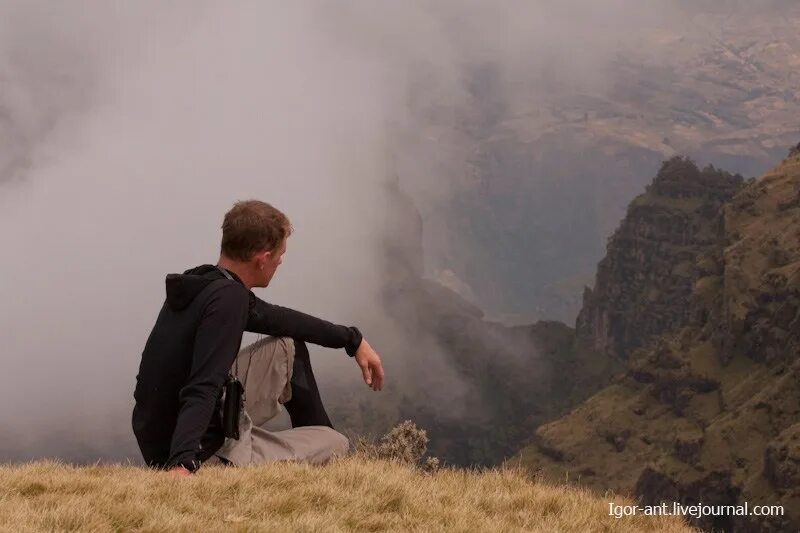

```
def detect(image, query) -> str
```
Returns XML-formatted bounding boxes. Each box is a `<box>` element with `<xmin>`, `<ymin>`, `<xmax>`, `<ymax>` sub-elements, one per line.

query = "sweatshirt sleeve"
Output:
<box><xmin>246</xmin><ymin>294</ymin><xmax>363</xmax><ymax>357</ymax></box>
<box><xmin>166</xmin><ymin>282</ymin><xmax>249</xmax><ymax>471</ymax></box>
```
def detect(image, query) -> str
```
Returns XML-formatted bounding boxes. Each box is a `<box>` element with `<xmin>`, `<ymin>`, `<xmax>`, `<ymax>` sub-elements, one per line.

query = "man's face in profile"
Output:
<box><xmin>256</xmin><ymin>237</ymin><xmax>287</xmax><ymax>288</ymax></box>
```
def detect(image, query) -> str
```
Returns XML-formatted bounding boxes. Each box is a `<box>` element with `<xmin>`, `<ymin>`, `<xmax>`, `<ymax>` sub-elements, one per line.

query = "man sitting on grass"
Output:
<box><xmin>132</xmin><ymin>199</ymin><xmax>384</xmax><ymax>475</ymax></box>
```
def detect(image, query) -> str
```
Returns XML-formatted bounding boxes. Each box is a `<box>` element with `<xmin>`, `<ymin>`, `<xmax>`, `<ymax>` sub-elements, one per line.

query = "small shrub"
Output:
<box><xmin>377</xmin><ymin>420</ymin><xmax>428</xmax><ymax>464</ymax></box>
<box><xmin>354</xmin><ymin>420</ymin><xmax>441</xmax><ymax>472</ymax></box>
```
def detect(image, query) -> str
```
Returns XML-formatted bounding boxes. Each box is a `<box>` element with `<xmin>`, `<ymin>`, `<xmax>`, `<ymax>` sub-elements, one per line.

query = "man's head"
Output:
<box><xmin>220</xmin><ymin>200</ymin><xmax>292</xmax><ymax>288</ymax></box>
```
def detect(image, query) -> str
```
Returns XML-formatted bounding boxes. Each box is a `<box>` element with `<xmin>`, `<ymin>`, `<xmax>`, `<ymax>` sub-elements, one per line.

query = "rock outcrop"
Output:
<box><xmin>517</xmin><ymin>147</ymin><xmax>800</xmax><ymax>532</ymax></box>
<box><xmin>576</xmin><ymin>156</ymin><xmax>743</xmax><ymax>360</ymax></box>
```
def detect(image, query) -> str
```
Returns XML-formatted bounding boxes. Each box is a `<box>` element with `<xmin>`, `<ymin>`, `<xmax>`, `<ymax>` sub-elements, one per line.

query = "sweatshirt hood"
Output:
<box><xmin>165</xmin><ymin>264</ymin><xmax>243</xmax><ymax>311</ymax></box>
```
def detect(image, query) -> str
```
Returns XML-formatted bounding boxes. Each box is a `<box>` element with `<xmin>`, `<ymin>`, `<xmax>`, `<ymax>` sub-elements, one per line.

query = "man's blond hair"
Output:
<box><xmin>220</xmin><ymin>200</ymin><xmax>292</xmax><ymax>261</ymax></box>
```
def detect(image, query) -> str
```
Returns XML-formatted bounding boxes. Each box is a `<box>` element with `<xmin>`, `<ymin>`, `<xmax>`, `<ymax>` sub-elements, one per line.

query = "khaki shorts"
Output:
<box><xmin>210</xmin><ymin>336</ymin><xmax>349</xmax><ymax>466</ymax></box>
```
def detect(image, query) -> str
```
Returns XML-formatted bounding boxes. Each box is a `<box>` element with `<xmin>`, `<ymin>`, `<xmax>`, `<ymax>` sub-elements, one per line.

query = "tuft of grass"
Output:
<box><xmin>0</xmin><ymin>456</ymin><xmax>695</xmax><ymax>532</ymax></box>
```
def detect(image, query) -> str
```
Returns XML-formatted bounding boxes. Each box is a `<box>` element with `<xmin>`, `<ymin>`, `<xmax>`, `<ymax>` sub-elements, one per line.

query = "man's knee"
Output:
<box><xmin>271</xmin><ymin>335</ymin><xmax>294</xmax><ymax>353</ymax></box>
<box><xmin>235</xmin><ymin>335</ymin><xmax>296</xmax><ymax>427</ymax></box>
<box><xmin>241</xmin><ymin>335</ymin><xmax>294</xmax><ymax>357</ymax></box>
<box><xmin>236</xmin><ymin>335</ymin><xmax>295</xmax><ymax>385</ymax></box>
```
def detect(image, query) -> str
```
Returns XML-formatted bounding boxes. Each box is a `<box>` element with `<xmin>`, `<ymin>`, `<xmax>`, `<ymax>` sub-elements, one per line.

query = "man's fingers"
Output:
<box><xmin>375</xmin><ymin>363</ymin><xmax>385</xmax><ymax>391</ymax></box>
<box><xmin>376</xmin><ymin>367</ymin><xmax>384</xmax><ymax>390</ymax></box>
<box><xmin>371</xmin><ymin>361</ymin><xmax>384</xmax><ymax>391</ymax></box>
<box><xmin>168</xmin><ymin>466</ymin><xmax>191</xmax><ymax>477</ymax></box>
<box><xmin>360</xmin><ymin>362</ymin><xmax>372</xmax><ymax>386</ymax></box>
<box><xmin>369</xmin><ymin>363</ymin><xmax>377</xmax><ymax>391</ymax></box>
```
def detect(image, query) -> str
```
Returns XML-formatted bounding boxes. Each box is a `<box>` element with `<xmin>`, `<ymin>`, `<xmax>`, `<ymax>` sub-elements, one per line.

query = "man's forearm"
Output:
<box><xmin>165</xmin><ymin>386</ymin><xmax>219</xmax><ymax>471</ymax></box>
<box><xmin>247</xmin><ymin>296</ymin><xmax>362</xmax><ymax>355</ymax></box>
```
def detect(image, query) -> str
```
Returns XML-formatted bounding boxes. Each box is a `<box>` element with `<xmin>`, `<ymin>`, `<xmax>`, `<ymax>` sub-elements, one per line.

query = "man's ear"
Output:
<box><xmin>257</xmin><ymin>249</ymin><xmax>270</xmax><ymax>270</ymax></box>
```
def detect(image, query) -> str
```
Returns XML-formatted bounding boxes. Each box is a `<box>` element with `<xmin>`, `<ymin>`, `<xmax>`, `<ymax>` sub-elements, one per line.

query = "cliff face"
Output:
<box><xmin>712</xmin><ymin>145</ymin><xmax>800</xmax><ymax>367</ymax></box>
<box><xmin>516</xmin><ymin>147</ymin><xmax>800</xmax><ymax>532</ymax></box>
<box><xmin>576</xmin><ymin>156</ymin><xmax>743</xmax><ymax>360</ymax></box>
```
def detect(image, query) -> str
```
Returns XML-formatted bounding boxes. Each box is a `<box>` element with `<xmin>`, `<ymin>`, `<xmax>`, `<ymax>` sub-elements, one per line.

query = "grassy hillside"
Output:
<box><xmin>0</xmin><ymin>458</ymin><xmax>693</xmax><ymax>532</ymax></box>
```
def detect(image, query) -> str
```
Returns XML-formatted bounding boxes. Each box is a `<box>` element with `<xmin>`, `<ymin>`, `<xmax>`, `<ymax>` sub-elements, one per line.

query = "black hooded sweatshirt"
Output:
<box><xmin>132</xmin><ymin>264</ymin><xmax>362</xmax><ymax>471</ymax></box>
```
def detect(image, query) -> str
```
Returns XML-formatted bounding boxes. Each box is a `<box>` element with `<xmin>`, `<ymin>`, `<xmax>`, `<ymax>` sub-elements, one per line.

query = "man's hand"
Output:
<box><xmin>168</xmin><ymin>465</ymin><xmax>192</xmax><ymax>477</ymax></box>
<box><xmin>354</xmin><ymin>339</ymin><xmax>384</xmax><ymax>391</ymax></box>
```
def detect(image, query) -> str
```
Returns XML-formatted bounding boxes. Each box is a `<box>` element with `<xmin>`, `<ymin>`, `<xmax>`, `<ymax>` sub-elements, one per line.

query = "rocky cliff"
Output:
<box><xmin>516</xmin><ymin>146</ymin><xmax>800</xmax><ymax>532</ymax></box>
<box><xmin>576</xmin><ymin>156</ymin><xmax>743</xmax><ymax>360</ymax></box>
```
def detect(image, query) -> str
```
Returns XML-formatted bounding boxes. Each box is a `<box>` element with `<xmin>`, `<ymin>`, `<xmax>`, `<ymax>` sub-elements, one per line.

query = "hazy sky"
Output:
<box><xmin>1</xmin><ymin>1</ymin><xmax>397</xmax><ymax>459</ymax></box>
<box><xmin>0</xmin><ymin>1</ymin><xmax>793</xmax><ymax>461</ymax></box>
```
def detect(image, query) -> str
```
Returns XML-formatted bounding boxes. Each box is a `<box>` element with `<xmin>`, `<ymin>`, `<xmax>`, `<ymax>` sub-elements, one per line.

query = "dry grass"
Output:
<box><xmin>0</xmin><ymin>457</ymin><xmax>695</xmax><ymax>532</ymax></box>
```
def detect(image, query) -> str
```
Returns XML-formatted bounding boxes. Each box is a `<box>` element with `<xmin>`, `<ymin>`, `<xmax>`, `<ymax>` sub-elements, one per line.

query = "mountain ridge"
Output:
<box><xmin>515</xmin><ymin>145</ymin><xmax>800</xmax><ymax>532</ymax></box>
